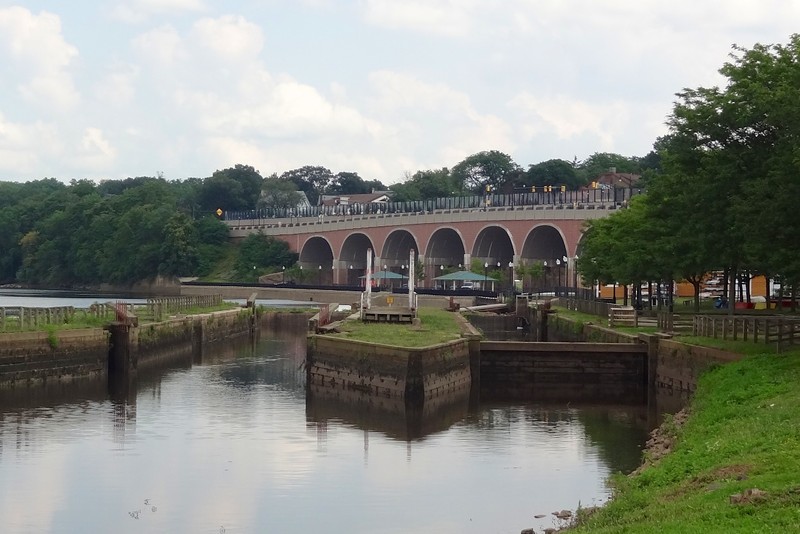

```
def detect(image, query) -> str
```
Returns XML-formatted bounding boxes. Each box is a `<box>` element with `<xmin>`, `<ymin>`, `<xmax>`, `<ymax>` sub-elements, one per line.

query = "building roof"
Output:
<box><xmin>320</xmin><ymin>192</ymin><xmax>390</xmax><ymax>206</ymax></box>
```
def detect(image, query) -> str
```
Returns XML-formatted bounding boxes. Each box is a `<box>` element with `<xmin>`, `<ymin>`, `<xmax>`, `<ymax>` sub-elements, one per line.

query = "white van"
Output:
<box><xmin>459</xmin><ymin>282</ymin><xmax>475</xmax><ymax>290</ymax></box>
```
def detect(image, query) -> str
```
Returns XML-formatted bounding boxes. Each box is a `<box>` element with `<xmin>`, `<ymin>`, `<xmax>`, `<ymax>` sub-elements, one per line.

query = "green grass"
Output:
<box><xmin>570</xmin><ymin>348</ymin><xmax>800</xmax><ymax>533</ymax></box>
<box><xmin>671</xmin><ymin>335</ymin><xmax>786</xmax><ymax>356</ymax></box>
<box><xmin>332</xmin><ymin>307</ymin><xmax>463</xmax><ymax>348</ymax></box>
<box><xmin>0</xmin><ymin>303</ymin><xmax>240</xmax><ymax>333</ymax></box>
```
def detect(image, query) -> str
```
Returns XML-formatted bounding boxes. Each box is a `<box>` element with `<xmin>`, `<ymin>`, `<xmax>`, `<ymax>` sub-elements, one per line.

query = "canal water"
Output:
<box><xmin>0</xmin><ymin>290</ymin><xmax>653</xmax><ymax>533</ymax></box>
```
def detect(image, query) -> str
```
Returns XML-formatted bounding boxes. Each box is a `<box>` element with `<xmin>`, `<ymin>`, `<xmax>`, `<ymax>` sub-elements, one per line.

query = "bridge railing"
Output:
<box><xmin>224</xmin><ymin>187</ymin><xmax>643</xmax><ymax>223</ymax></box>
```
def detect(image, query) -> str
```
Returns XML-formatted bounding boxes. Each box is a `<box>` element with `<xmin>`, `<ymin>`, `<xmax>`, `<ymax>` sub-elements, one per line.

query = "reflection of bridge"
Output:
<box><xmin>225</xmin><ymin>189</ymin><xmax>639</xmax><ymax>286</ymax></box>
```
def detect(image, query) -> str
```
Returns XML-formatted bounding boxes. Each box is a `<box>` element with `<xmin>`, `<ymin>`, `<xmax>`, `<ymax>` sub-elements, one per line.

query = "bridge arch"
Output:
<box><xmin>339</xmin><ymin>233</ymin><xmax>376</xmax><ymax>285</ymax></box>
<box><xmin>299</xmin><ymin>236</ymin><xmax>335</xmax><ymax>284</ymax></box>
<box><xmin>425</xmin><ymin>227</ymin><xmax>466</xmax><ymax>281</ymax></box>
<box><xmin>381</xmin><ymin>229</ymin><xmax>420</xmax><ymax>270</ymax></box>
<box><xmin>520</xmin><ymin>224</ymin><xmax>569</xmax><ymax>287</ymax></box>
<box><xmin>472</xmin><ymin>225</ymin><xmax>515</xmax><ymax>269</ymax></box>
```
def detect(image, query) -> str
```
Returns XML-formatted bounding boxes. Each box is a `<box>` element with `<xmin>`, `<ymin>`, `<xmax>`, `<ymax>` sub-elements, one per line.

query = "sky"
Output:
<box><xmin>0</xmin><ymin>1</ymin><xmax>797</xmax><ymax>185</ymax></box>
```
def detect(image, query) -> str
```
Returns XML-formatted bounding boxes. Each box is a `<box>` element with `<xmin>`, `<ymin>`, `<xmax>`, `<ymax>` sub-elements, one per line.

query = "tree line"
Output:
<box><xmin>578</xmin><ymin>35</ymin><xmax>800</xmax><ymax>310</ymax></box>
<box><xmin>0</xmin><ymin>151</ymin><xmax>648</xmax><ymax>287</ymax></box>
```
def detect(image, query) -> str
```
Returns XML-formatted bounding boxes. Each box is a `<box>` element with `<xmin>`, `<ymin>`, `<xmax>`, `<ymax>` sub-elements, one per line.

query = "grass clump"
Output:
<box><xmin>570</xmin><ymin>348</ymin><xmax>800</xmax><ymax>533</ymax></box>
<box><xmin>333</xmin><ymin>308</ymin><xmax>462</xmax><ymax>348</ymax></box>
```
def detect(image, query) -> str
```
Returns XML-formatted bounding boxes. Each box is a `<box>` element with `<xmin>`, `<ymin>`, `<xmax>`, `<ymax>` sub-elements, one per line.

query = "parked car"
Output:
<box><xmin>459</xmin><ymin>282</ymin><xmax>475</xmax><ymax>290</ymax></box>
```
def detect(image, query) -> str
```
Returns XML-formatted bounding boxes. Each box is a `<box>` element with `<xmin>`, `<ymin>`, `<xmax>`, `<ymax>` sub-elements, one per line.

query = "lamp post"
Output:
<box><xmin>282</xmin><ymin>265</ymin><xmax>285</xmax><ymax>283</ymax></box>
<box><xmin>562</xmin><ymin>255</ymin><xmax>569</xmax><ymax>297</ymax></box>
<box><xmin>318</xmin><ymin>265</ymin><xmax>322</xmax><ymax>285</ymax></box>
<box><xmin>556</xmin><ymin>259</ymin><xmax>562</xmax><ymax>296</ymax></box>
<box><xmin>508</xmin><ymin>261</ymin><xmax>514</xmax><ymax>294</ymax></box>
<box><xmin>543</xmin><ymin>261</ymin><xmax>548</xmax><ymax>293</ymax></box>
<box><xmin>349</xmin><ymin>264</ymin><xmax>353</xmax><ymax>286</ymax></box>
<box><xmin>484</xmin><ymin>262</ymin><xmax>488</xmax><ymax>290</ymax></box>
<box><xmin>439</xmin><ymin>264</ymin><xmax>443</xmax><ymax>289</ymax></box>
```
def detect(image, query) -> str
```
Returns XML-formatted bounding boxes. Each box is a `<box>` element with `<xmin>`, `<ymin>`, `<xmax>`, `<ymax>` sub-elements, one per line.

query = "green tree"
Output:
<box><xmin>577</xmin><ymin>152</ymin><xmax>641</xmax><ymax>181</ymax></box>
<box><xmin>525</xmin><ymin>159</ymin><xmax>582</xmax><ymax>189</ymax></box>
<box><xmin>257</xmin><ymin>174</ymin><xmax>303</xmax><ymax>211</ymax></box>
<box><xmin>159</xmin><ymin>213</ymin><xmax>199</xmax><ymax>276</ymax></box>
<box><xmin>451</xmin><ymin>150</ymin><xmax>521</xmax><ymax>194</ymax></box>
<box><xmin>280</xmin><ymin>166</ymin><xmax>334</xmax><ymax>205</ymax></box>
<box><xmin>234</xmin><ymin>233</ymin><xmax>298</xmax><ymax>281</ymax></box>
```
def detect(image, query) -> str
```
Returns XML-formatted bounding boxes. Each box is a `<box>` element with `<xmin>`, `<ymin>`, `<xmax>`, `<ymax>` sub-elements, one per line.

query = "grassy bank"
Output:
<box><xmin>332</xmin><ymin>308</ymin><xmax>462</xmax><ymax>348</ymax></box>
<box><xmin>571</xmin><ymin>348</ymin><xmax>800</xmax><ymax>533</ymax></box>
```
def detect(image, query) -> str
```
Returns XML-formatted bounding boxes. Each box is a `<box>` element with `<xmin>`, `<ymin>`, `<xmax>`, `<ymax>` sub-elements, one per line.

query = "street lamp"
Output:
<box><xmin>439</xmin><ymin>264</ymin><xmax>443</xmax><ymax>289</ymax></box>
<box><xmin>282</xmin><ymin>265</ymin><xmax>285</xmax><ymax>283</ymax></box>
<box><xmin>543</xmin><ymin>261</ymin><xmax>548</xmax><ymax>292</ymax></box>
<box><xmin>563</xmin><ymin>255</ymin><xmax>569</xmax><ymax>296</ymax></box>
<box><xmin>349</xmin><ymin>264</ymin><xmax>353</xmax><ymax>286</ymax></box>
<box><xmin>508</xmin><ymin>261</ymin><xmax>514</xmax><ymax>294</ymax></box>
<box><xmin>556</xmin><ymin>259</ymin><xmax>562</xmax><ymax>295</ymax></box>
<box><xmin>484</xmin><ymin>262</ymin><xmax>488</xmax><ymax>290</ymax></box>
<box><xmin>318</xmin><ymin>265</ymin><xmax>322</xmax><ymax>285</ymax></box>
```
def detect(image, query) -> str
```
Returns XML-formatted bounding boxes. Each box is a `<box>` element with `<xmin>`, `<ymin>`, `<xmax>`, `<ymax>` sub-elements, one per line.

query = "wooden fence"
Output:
<box><xmin>564</xmin><ymin>298</ymin><xmax>615</xmax><ymax>318</ymax></box>
<box><xmin>693</xmin><ymin>315</ymin><xmax>800</xmax><ymax>347</ymax></box>
<box><xmin>146</xmin><ymin>295</ymin><xmax>223</xmax><ymax>321</ymax></box>
<box><xmin>608</xmin><ymin>306</ymin><xmax>638</xmax><ymax>327</ymax></box>
<box><xmin>0</xmin><ymin>306</ymin><xmax>76</xmax><ymax>330</ymax></box>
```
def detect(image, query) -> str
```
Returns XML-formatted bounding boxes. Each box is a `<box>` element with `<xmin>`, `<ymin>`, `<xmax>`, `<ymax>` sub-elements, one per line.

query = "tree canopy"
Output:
<box><xmin>577</xmin><ymin>35</ymin><xmax>800</xmax><ymax>308</ymax></box>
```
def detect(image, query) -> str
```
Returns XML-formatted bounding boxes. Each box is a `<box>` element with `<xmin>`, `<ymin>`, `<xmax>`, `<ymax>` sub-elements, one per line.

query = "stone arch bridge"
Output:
<box><xmin>226</xmin><ymin>201</ymin><xmax>625</xmax><ymax>287</ymax></box>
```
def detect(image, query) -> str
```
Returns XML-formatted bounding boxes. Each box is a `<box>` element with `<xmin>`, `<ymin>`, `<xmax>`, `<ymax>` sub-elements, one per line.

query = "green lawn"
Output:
<box><xmin>570</xmin><ymin>349</ymin><xmax>800</xmax><ymax>533</ymax></box>
<box><xmin>332</xmin><ymin>307</ymin><xmax>463</xmax><ymax>348</ymax></box>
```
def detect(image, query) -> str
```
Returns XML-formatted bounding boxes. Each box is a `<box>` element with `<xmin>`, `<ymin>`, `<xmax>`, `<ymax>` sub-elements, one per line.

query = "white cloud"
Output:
<box><xmin>69</xmin><ymin>127</ymin><xmax>117</xmax><ymax>171</ymax></box>
<box><xmin>94</xmin><ymin>65</ymin><xmax>140</xmax><ymax>106</ymax></box>
<box><xmin>132</xmin><ymin>25</ymin><xmax>187</xmax><ymax>66</ymax></box>
<box><xmin>191</xmin><ymin>15</ymin><xmax>264</xmax><ymax>62</ymax></box>
<box><xmin>110</xmin><ymin>0</ymin><xmax>206</xmax><ymax>23</ymax></box>
<box><xmin>0</xmin><ymin>113</ymin><xmax>61</xmax><ymax>174</ymax></box>
<box><xmin>0</xmin><ymin>7</ymin><xmax>79</xmax><ymax>110</ymax></box>
<box><xmin>362</xmin><ymin>0</ymin><xmax>480</xmax><ymax>36</ymax></box>
<box><xmin>509</xmin><ymin>92</ymin><xmax>629</xmax><ymax>148</ymax></box>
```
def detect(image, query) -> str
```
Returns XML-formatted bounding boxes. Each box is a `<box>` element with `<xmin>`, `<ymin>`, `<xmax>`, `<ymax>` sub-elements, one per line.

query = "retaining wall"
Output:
<box><xmin>0</xmin><ymin>308</ymin><xmax>255</xmax><ymax>386</ymax></box>
<box><xmin>479</xmin><ymin>341</ymin><xmax>648</xmax><ymax>403</ymax></box>
<box><xmin>306</xmin><ymin>335</ymin><xmax>471</xmax><ymax>401</ymax></box>
<box><xmin>546</xmin><ymin>313</ymin><xmax>742</xmax><ymax>393</ymax></box>
<box><xmin>0</xmin><ymin>328</ymin><xmax>109</xmax><ymax>387</ymax></box>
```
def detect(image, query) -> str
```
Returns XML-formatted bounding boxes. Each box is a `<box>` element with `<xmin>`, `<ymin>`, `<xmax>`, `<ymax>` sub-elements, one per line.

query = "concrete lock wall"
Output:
<box><xmin>0</xmin><ymin>308</ymin><xmax>255</xmax><ymax>386</ymax></box>
<box><xmin>479</xmin><ymin>341</ymin><xmax>648</xmax><ymax>402</ymax></box>
<box><xmin>306</xmin><ymin>335</ymin><xmax>471</xmax><ymax>401</ymax></box>
<box><xmin>546</xmin><ymin>313</ymin><xmax>742</xmax><ymax>393</ymax></box>
<box><xmin>0</xmin><ymin>328</ymin><xmax>109</xmax><ymax>386</ymax></box>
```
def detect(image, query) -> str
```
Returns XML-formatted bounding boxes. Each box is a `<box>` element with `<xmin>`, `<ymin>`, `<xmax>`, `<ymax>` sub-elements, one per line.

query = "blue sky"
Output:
<box><xmin>1</xmin><ymin>1</ymin><xmax>798</xmax><ymax>184</ymax></box>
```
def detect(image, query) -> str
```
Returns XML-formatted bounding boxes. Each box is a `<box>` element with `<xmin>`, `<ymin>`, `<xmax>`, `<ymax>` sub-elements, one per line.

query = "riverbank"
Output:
<box><xmin>565</xmin><ymin>346</ymin><xmax>800</xmax><ymax>533</ymax></box>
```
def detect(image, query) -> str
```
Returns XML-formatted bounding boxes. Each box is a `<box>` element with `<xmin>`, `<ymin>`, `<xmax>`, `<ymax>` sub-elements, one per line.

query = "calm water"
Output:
<box><xmin>0</xmin><ymin>291</ymin><xmax>652</xmax><ymax>534</ymax></box>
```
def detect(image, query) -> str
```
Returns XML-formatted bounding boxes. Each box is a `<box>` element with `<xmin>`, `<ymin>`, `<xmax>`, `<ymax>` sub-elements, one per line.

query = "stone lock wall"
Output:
<box><xmin>307</xmin><ymin>335</ymin><xmax>471</xmax><ymax>401</ymax></box>
<box><xmin>0</xmin><ymin>329</ymin><xmax>109</xmax><ymax>386</ymax></box>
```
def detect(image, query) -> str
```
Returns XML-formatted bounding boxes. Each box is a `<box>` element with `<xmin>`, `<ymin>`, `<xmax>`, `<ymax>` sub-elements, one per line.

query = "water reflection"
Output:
<box><xmin>0</xmin><ymin>319</ymin><xmax>653</xmax><ymax>534</ymax></box>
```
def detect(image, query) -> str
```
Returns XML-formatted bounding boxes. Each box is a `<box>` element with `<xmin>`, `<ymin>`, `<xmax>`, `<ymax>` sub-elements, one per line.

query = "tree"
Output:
<box><xmin>211</xmin><ymin>164</ymin><xmax>264</xmax><ymax>209</ymax></box>
<box><xmin>577</xmin><ymin>152</ymin><xmax>641</xmax><ymax>181</ymax></box>
<box><xmin>662</xmin><ymin>36</ymin><xmax>800</xmax><ymax>307</ymax></box>
<box><xmin>451</xmin><ymin>150</ymin><xmax>521</xmax><ymax>194</ymax></box>
<box><xmin>159</xmin><ymin>213</ymin><xmax>199</xmax><ymax>277</ymax></box>
<box><xmin>280</xmin><ymin>166</ymin><xmax>334</xmax><ymax>205</ymax></box>
<box><xmin>257</xmin><ymin>174</ymin><xmax>303</xmax><ymax>212</ymax></box>
<box><xmin>525</xmin><ymin>159</ymin><xmax>581</xmax><ymax>189</ymax></box>
<box><xmin>234</xmin><ymin>233</ymin><xmax>298</xmax><ymax>281</ymax></box>
<box><xmin>389</xmin><ymin>168</ymin><xmax>456</xmax><ymax>201</ymax></box>
<box><xmin>327</xmin><ymin>172</ymin><xmax>386</xmax><ymax>195</ymax></box>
